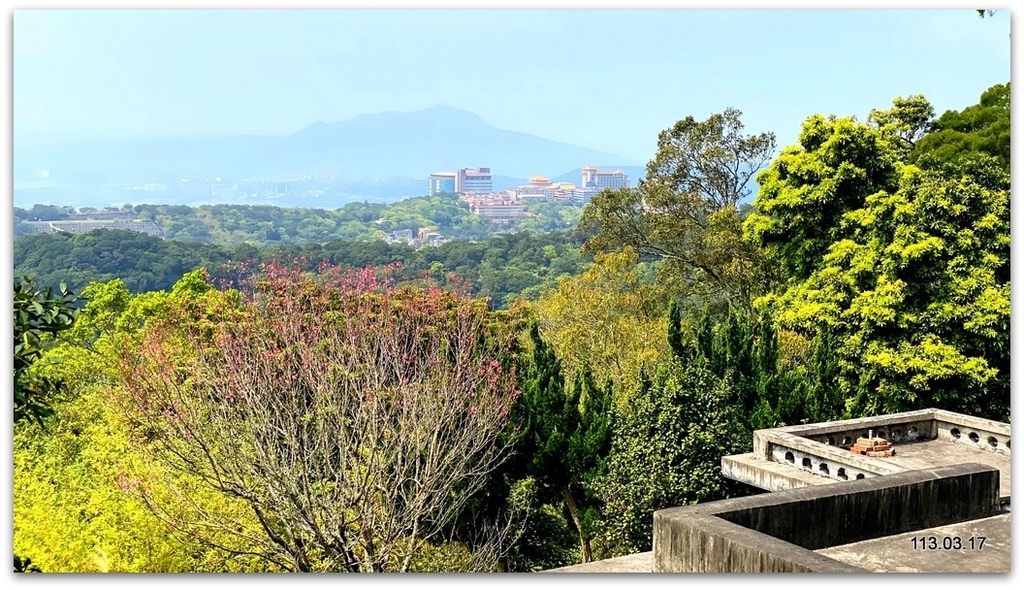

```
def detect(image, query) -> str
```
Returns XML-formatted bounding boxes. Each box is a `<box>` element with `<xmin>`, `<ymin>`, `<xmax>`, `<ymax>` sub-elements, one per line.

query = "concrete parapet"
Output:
<box><xmin>654</xmin><ymin>463</ymin><xmax>1000</xmax><ymax>573</ymax></box>
<box><xmin>734</xmin><ymin>408</ymin><xmax>1011</xmax><ymax>494</ymax></box>
<box><xmin>932</xmin><ymin>410</ymin><xmax>1011</xmax><ymax>455</ymax></box>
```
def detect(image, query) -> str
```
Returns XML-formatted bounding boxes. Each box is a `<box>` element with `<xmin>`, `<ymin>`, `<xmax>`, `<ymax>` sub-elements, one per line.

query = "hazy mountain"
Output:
<box><xmin>14</xmin><ymin>105</ymin><xmax>641</xmax><ymax>187</ymax></box>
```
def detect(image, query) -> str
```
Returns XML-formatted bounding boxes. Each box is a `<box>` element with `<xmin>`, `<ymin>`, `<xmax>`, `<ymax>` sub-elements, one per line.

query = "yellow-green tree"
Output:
<box><xmin>14</xmin><ymin>272</ymin><xmax>268</xmax><ymax>572</ymax></box>
<box><xmin>532</xmin><ymin>248</ymin><xmax>670</xmax><ymax>395</ymax></box>
<box><xmin>746</xmin><ymin>92</ymin><xmax>1010</xmax><ymax>421</ymax></box>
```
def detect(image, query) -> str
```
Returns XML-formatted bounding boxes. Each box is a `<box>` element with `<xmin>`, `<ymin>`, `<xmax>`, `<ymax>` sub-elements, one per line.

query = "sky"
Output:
<box><xmin>11</xmin><ymin>3</ymin><xmax>1012</xmax><ymax>164</ymax></box>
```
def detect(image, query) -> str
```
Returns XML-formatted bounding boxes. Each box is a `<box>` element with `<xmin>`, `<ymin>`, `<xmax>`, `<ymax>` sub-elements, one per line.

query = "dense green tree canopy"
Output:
<box><xmin>910</xmin><ymin>83</ymin><xmax>1009</xmax><ymax>170</ymax></box>
<box><xmin>744</xmin><ymin>114</ymin><xmax>901</xmax><ymax>281</ymax></box>
<box><xmin>746</xmin><ymin>85</ymin><xmax>1010</xmax><ymax>421</ymax></box>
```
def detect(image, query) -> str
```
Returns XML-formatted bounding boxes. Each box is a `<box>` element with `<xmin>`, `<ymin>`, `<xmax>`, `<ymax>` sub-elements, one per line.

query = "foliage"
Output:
<box><xmin>579</xmin><ymin>107</ymin><xmax>777</xmax><ymax>308</ymax></box>
<box><xmin>748</xmin><ymin>94</ymin><xmax>1010</xmax><ymax>421</ymax></box>
<box><xmin>13</xmin><ymin>555</ymin><xmax>42</xmax><ymax>573</ymax></box>
<box><xmin>14</xmin><ymin>275</ymin><xmax>269</xmax><ymax>572</ymax></box>
<box><xmin>13</xmin><ymin>276</ymin><xmax>82</xmax><ymax>426</ymax></box>
<box><xmin>532</xmin><ymin>248</ymin><xmax>669</xmax><ymax>391</ymax></box>
<box><xmin>117</xmin><ymin>263</ymin><xmax>524</xmax><ymax>572</ymax></box>
<box><xmin>910</xmin><ymin>83</ymin><xmax>1009</xmax><ymax>171</ymax></box>
<box><xmin>509</xmin><ymin>325</ymin><xmax>613</xmax><ymax>563</ymax></box>
<box><xmin>13</xmin><ymin>230</ymin><xmax>236</xmax><ymax>295</ymax></box>
<box><xmin>868</xmin><ymin>94</ymin><xmax>935</xmax><ymax>157</ymax></box>
<box><xmin>14</xmin><ymin>227</ymin><xmax>589</xmax><ymax>310</ymax></box>
<box><xmin>591</xmin><ymin>360</ymin><xmax>747</xmax><ymax>556</ymax></box>
<box><xmin>744</xmin><ymin>113</ymin><xmax>901</xmax><ymax>281</ymax></box>
<box><xmin>14</xmin><ymin>387</ymin><xmax>268</xmax><ymax>573</ymax></box>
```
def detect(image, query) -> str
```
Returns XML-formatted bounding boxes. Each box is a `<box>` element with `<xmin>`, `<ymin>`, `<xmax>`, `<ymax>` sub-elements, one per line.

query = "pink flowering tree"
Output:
<box><xmin>118</xmin><ymin>262</ymin><xmax>522</xmax><ymax>572</ymax></box>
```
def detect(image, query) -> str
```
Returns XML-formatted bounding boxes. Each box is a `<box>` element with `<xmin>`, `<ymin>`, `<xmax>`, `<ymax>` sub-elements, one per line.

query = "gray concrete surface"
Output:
<box><xmin>817</xmin><ymin>513</ymin><xmax>1010</xmax><ymax>573</ymax></box>
<box><xmin>547</xmin><ymin>552</ymin><xmax>653</xmax><ymax>573</ymax></box>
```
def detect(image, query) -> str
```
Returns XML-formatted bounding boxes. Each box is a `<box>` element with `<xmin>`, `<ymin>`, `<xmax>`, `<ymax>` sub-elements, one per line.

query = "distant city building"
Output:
<box><xmin>23</xmin><ymin>219</ymin><xmax>164</xmax><ymax>238</ymax></box>
<box><xmin>456</xmin><ymin>167</ymin><xmax>493</xmax><ymax>195</ymax></box>
<box><xmin>428</xmin><ymin>172</ymin><xmax>457</xmax><ymax>196</ymax></box>
<box><xmin>466</xmin><ymin>197</ymin><xmax>527</xmax><ymax>222</ymax></box>
<box><xmin>570</xmin><ymin>166</ymin><xmax>631</xmax><ymax>205</ymax></box>
<box><xmin>528</xmin><ymin>174</ymin><xmax>550</xmax><ymax>189</ymax></box>
<box><xmin>581</xmin><ymin>166</ymin><xmax>630</xmax><ymax>190</ymax></box>
<box><xmin>570</xmin><ymin>187</ymin><xmax>603</xmax><ymax>206</ymax></box>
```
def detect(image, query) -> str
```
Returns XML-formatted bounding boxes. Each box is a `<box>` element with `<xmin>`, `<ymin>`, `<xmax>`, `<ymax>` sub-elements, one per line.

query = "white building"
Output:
<box><xmin>456</xmin><ymin>167</ymin><xmax>493</xmax><ymax>195</ymax></box>
<box><xmin>582</xmin><ymin>166</ymin><xmax>630</xmax><ymax>190</ymax></box>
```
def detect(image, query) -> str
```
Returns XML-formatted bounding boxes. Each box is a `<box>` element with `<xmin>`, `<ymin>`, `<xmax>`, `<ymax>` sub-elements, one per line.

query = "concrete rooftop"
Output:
<box><xmin>545</xmin><ymin>409</ymin><xmax>1011</xmax><ymax>574</ymax></box>
<box><xmin>817</xmin><ymin>513</ymin><xmax>1010</xmax><ymax>573</ymax></box>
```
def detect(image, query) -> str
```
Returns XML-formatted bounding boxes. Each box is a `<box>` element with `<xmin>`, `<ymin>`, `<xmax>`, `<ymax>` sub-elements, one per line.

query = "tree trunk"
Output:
<box><xmin>561</xmin><ymin>486</ymin><xmax>593</xmax><ymax>563</ymax></box>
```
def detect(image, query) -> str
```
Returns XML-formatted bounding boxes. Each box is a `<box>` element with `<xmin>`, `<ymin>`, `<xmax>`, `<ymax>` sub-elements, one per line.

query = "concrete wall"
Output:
<box><xmin>653</xmin><ymin>463</ymin><xmax>1000</xmax><ymax>573</ymax></box>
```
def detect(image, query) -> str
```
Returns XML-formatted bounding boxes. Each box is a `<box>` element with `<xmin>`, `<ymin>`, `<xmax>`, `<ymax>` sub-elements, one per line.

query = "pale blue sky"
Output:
<box><xmin>13</xmin><ymin>8</ymin><xmax>1011</xmax><ymax>163</ymax></box>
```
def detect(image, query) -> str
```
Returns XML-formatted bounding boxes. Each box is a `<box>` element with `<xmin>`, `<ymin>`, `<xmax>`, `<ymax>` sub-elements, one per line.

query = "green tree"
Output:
<box><xmin>744</xmin><ymin>113</ymin><xmax>901</xmax><ymax>282</ymax></box>
<box><xmin>533</xmin><ymin>249</ymin><xmax>669</xmax><ymax>391</ymax></box>
<box><xmin>511</xmin><ymin>325</ymin><xmax>613</xmax><ymax>564</ymax></box>
<box><xmin>910</xmin><ymin>82</ymin><xmax>1009</xmax><ymax>171</ymax></box>
<box><xmin>687</xmin><ymin>305</ymin><xmax>814</xmax><ymax>430</ymax></box>
<box><xmin>747</xmin><ymin>96</ymin><xmax>1010</xmax><ymax>421</ymax></box>
<box><xmin>14</xmin><ymin>272</ymin><xmax>268</xmax><ymax>573</ymax></box>
<box><xmin>579</xmin><ymin>108</ymin><xmax>776</xmax><ymax>309</ymax></box>
<box><xmin>868</xmin><ymin>94</ymin><xmax>936</xmax><ymax>157</ymax></box>
<box><xmin>13</xmin><ymin>277</ymin><xmax>82</xmax><ymax>426</ymax></box>
<box><xmin>592</xmin><ymin>360</ymin><xmax>746</xmax><ymax>556</ymax></box>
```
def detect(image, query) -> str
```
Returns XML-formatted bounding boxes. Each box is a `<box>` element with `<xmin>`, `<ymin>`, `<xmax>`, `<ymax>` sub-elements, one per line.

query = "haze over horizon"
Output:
<box><xmin>14</xmin><ymin>8</ymin><xmax>1011</xmax><ymax>164</ymax></box>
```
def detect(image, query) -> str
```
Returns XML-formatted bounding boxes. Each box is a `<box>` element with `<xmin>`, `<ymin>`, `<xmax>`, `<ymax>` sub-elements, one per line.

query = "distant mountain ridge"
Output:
<box><xmin>14</xmin><ymin>105</ymin><xmax>643</xmax><ymax>188</ymax></box>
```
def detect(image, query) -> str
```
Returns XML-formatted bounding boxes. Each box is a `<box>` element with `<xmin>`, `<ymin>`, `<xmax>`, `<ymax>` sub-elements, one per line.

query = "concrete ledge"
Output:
<box><xmin>736</xmin><ymin>409</ymin><xmax>1011</xmax><ymax>497</ymax></box>
<box><xmin>653</xmin><ymin>463</ymin><xmax>1000</xmax><ymax>573</ymax></box>
<box><xmin>546</xmin><ymin>552</ymin><xmax>653</xmax><ymax>573</ymax></box>
<box><xmin>721</xmin><ymin>453</ymin><xmax>824</xmax><ymax>491</ymax></box>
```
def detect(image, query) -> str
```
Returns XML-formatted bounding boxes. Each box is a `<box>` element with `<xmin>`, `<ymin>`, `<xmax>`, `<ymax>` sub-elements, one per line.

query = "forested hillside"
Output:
<box><xmin>14</xmin><ymin>83</ymin><xmax>1010</xmax><ymax>573</ymax></box>
<box><xmin>15</xmin><ymin>195</ymin><xmax>581</xmax><ymax>245</ymax></box>
<box><xmin>14</xmin><ymin>229</ymin><xmax>589</xmax><ymax>309</ymax></box>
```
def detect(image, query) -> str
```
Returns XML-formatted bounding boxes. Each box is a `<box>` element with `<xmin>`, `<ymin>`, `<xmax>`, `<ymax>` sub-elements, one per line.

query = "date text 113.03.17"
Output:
<box><xmin>911</xmin><ymin>536</ymin><xmax>986</xmax><ymax>551</ymax></box>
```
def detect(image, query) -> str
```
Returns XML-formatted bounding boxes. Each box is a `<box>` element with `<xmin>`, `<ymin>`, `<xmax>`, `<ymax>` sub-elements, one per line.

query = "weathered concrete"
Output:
<box><xmin>725</xmin><ymin>438</ymin><xmax>1012</xmax><ymax>504</ymax></box>
<box><xmin>654</xmin><ymin>507</ymin><xmax>865</xmax><ymax>573</ymax></box>
<box><xmin>726</xmin><ymin>409</ymin><xmax>1011</xmax><ymax>504</ymax></box>
<box><xmin>721</xmin><ymin>452</ymin><xmax>825</xmax><ymax>492</ymax></box>
<box><xmin>653</xmin><ymin>463</ymin><xmax>1000</xmax><ymax>573</ymax></box>
<box><xmin>546</xmin><ymin>552</ymin><xmax>653</xmax><ymax>573</ymax></box>
<box><xmin>883</xmin><ymin>439</ymin><xmax>1012</xmax><ymax>505</ymax></box>
<box><xmin>817</xmin><ymin>513</ymin><xmax>1010</xmax><ymax>573</ymax></box>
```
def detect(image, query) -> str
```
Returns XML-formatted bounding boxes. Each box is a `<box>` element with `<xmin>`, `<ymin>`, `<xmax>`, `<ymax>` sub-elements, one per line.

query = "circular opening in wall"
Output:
<box><xmin>837</xmin><ymin>468</ymin><xmax>848</xmax><ymax>480</ymax></box>
<box><xmin>988</xmin><ymin>436</ymin><xmax>999</xmax><ymax>448</ymax></box>
<box><xmin>785</xmin><ymin>451</ymin><xmax>795</xmax><ymax>464</ymax></box>
<box><xmin>856</xmin><ymin>473</ymin><xmax>865</xmax><ymax>480</ymax></box>
<box><xmin>877</xmin><ymin>430</ymin><xmax>886</xmax><ymax>439</ymax></box>
<box><xmin>893</xmin><ymin>429</ymin><xmax>902</xmax><ymax>439</ymax></box>
<box><xmin>802</xmin><ymin>458</ymin><xmax>812</xmax><ymax>469</ymax></box>
<box><xmin>950</xmin><ymin>428</ymin><xmax>961</xmax><ymax>439</ymax></box>
<box><xmin>819</xmin><ymin>463</ymin><xmax>829</xmax><ymax>475</ymax></box>
<box><xmin>841</xmin><ymin>436</ymin><xmax>852</xmax><ymax>446</ymax></box>
<box><xmin>909</xmin><ymin>426</ymin><xmax>918</xmax><ymax>436</ymax></box>
<box><xmin>969</xmin><ymin>432</ymin><xmax>980</xmax><ymax>443</ymax></box>
<box><xmin>828</xmin><ymin>437</ymin><xmax>836</xmax><ymax>446</ymax></box>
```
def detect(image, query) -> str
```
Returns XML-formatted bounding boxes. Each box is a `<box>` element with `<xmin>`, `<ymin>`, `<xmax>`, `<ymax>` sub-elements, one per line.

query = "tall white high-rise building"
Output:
<box><xmin>428</xmin><ymin>172</ymin><xmax>457</xmax><ymax>195</ymax></box>
<box><xmin>582</xmin><ymin>166</ymin><xmax>630</xmax><ymax>190</ymax></box>
<box><xmin>456</xmin><ymin>167</ymin><xmax>493</xmax><ymax>194</ymax></box>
